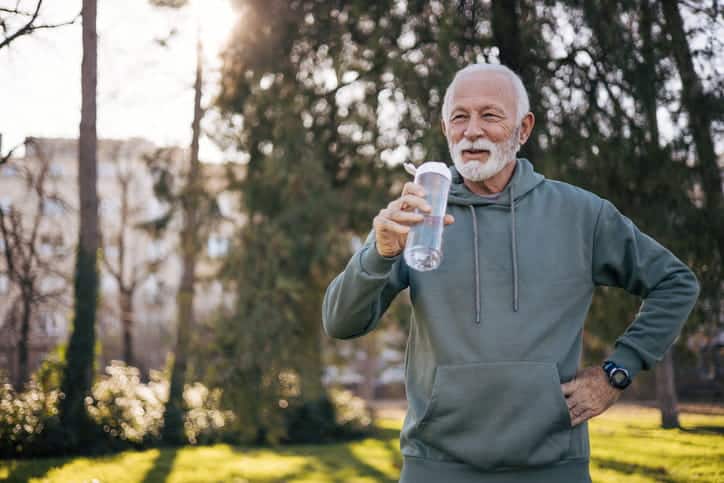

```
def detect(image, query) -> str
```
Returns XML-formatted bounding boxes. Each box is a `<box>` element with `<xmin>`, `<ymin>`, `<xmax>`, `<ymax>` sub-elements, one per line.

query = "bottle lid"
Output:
<box><xmin>414</xmin><ymin>161</ymin><xmax>451</xmax><ymax>181</ymax></box>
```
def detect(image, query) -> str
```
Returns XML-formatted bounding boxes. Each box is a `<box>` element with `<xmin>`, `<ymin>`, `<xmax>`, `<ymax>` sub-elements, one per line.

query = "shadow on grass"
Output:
<box><xmin>139</xmin><ymin>447</ymin><xmax>178</xmax><ymax>483</ymax></box>
<box><xmin>680</xmin><ymin>425</ymin><xmax>724</xmax><ymax>436</ymax></box>
<box><xmin>591</xmin><ymin>457</ymin><xmax>676</xmax><ymax>483</ymax></box>
<box><xmin>373</xmin><ymin>424</ymin><xmax>400</xmax><ymax>442</ymax></box>
<box><xmin>1</xmin><ymin>457</ymin><xmax>65</xmax><ymax>482</ymax></box>
<box><xmin>228</xmin><ymin>430</ymin><xmax>401</xmax><ymax>482</ymax></box>
<box><xmin>375</xmin><ymin>424</ymin><xmax>403</xmax><ymax>473</ymax></box>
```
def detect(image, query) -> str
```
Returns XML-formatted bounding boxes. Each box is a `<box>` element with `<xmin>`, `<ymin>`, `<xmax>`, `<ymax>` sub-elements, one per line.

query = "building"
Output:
<box><xmin>0</xmin><ymin>137</ymin><xmax>244</xmax><ymax>383</ymax></box>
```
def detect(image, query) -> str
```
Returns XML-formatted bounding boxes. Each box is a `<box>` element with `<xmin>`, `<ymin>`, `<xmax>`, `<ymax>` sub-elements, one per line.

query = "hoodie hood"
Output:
<box><xmin>448</xmin><ymin>157</ymin><xmax>545</xmax><ymax>206</ymax></box>
<box><xmin>446</xmin><ymin>158</ymin><xmax>545</xmax><ymax>313</ymax></box>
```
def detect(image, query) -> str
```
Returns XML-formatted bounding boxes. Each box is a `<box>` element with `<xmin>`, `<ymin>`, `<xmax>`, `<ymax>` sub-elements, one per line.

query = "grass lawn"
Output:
<box><xmin>1</xmin><ymin>405</ymin><xmax>722</xmax><ymax>482</ymax></box>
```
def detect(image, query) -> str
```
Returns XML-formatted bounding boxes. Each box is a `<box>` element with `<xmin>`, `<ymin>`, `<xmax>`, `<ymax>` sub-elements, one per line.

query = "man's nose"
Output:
<box><xmin>463</xmin><ymin>117</ymin><xmax>485</xmax><ymax>139</ymax></box>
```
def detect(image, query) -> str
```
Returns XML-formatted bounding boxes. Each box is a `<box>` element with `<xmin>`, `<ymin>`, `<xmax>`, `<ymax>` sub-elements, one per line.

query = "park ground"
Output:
<box><xmin>1</xmin><ymin>402</ymin><xmax>722</xmax><ymax>483</ymax></box>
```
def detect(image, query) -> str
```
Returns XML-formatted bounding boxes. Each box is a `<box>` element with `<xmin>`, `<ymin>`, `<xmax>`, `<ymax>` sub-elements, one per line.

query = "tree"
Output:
<box><xmin>0</xmin><ymin>138</ymin><xmax>70</xmax><ymax>389</ymax></box>
<box><xmin>59</xmin><ymin>0</ymin><xmax>99</xmax><ymax>447</ymax></box>
<box><xmin>99</xmin><ymin>146</ymin><xmax>161</xmax><ymax>368</ymax></box>
<box><xmin>544</xmin><ymin>0</ymin><xmax>715</xmax><ymax>426</ymax></box>
<box><xmin>215</xmin><ymin>0</ymin><xmax>408</xmax><ymax>443</ymax></box>
<box><xmin>214</xmin><ymin>0</ymin><xmax>717</xmax><ymax>439</ymax></box>
<box><xmin>141</xmin><ymin>0</ymin><xmax>225</xmax><ymax>445</ymax></box>
<box><xmin>0</xmin><ymin>0</ymin><xmax>79</xmax><ymax>50</ymax></box>
<box><xmin>160</xmin><ymin>33</ymin><xmax>206</xmax><ymax>445</ymax></box>
<box><xmin>660</xmin><ymin>0</ymin><xmax>723</xmax><ymax>372</ymax></box>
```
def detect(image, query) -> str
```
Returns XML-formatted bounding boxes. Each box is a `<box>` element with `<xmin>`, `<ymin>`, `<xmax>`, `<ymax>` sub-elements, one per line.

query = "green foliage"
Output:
<box><xmin>88</xmin><ymin>362</ymin><xmax>233</xmax><ymax>447</ymax></box>
<box><xmin>212</xmin><ymin>0</ymin><xmax>720</xmax><ymax>444</ymax></box>
<box><xmin>214</xmin><ymin>0</ymin><xmax>408</xmax><ymax>444</ymax></box>
<box><xmin>34</xmin><ymin>343</ymin><xmax>67</xmax><ymax>394</ymax></box>
<box><xmin>0</xmin><ymin>380</ymin><xmax>62</xmax><ymax>457</ymax></box>
<box><xmin>59</xmin><ymin>245</ymin><xmax>99</xmax><ymax>449</ymax></box>
<box><xmin>86</xmin><ymin>362</ymin><xmax>167</xmax><ymax>446</ymax></box>
<box><xmin>0</xmin><ymin>361</ymin><xmax>233</xmax><ymax>458</ymax></box>
<box><xmin>283</xmin><ymin>389</ymin><xmax>373</xmax><ymax>444</ymax></box>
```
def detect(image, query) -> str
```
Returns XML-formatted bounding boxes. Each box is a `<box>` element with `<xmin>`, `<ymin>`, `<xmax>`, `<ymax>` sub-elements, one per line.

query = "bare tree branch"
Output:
<box><xmin>0</xmin><ymin>0</ymin><xmax>80</xmax><ymax>51</ymax></box>
<box><xmin>1</xmin><ymin>138</ymin><xmax>23</xmax><ymax>165</ymax></box>
<box><xmin>0</xmin><ymin>207</ymin><xmax>17</xmax><ymax>282</ymax></box>
<box><xmin>100</xmin><ymin>241</ymin><xmax>122</xmax><ymax>284</ymax></box>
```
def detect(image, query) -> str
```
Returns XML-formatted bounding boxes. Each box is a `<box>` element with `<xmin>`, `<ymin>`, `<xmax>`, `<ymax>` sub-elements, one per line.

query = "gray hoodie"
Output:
<box><xmin>322</xmin><ymin>158</ymin><xmax>699</xmax><ymax>482</ymax></box>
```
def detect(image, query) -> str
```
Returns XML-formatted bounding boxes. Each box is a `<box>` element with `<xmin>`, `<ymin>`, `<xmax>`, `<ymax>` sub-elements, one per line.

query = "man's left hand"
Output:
<box><xmin>560</xmin><ymin>366</ymin><xmax>622</xmax><ymax>427</ymax></box>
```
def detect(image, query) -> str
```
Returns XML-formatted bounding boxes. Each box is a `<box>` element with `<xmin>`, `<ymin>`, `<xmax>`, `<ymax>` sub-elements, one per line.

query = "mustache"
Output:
<box><xmin>453</xmin><ymin>138</ymin><xmax>497</xmax><ymax>152</ymax></box>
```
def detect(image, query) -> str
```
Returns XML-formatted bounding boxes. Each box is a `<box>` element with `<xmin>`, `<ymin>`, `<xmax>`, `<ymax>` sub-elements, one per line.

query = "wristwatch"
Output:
<box><xmin>602</xmin><ymin>360</ymin><xmax>632</xmax><ymax>389</ymax></box>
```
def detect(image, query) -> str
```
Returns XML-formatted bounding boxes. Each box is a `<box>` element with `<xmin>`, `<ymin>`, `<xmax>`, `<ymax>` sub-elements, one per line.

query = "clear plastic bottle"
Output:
<box><xmin>403</xmin><ymin>162</ymin><xmax>451</xmax><ymax>272</ymax></box>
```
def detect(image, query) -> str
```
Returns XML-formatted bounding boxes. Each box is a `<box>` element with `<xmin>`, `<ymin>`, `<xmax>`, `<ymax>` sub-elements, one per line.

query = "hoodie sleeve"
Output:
<box><xmin>592</xmin><ymin>199</ymin><xmax>700</xmax><ymax>378</ymax></box>
<box><xmin>322</xmin><ymin>230</ymin><xmax>409</xmax><ymax>340</ymax></box>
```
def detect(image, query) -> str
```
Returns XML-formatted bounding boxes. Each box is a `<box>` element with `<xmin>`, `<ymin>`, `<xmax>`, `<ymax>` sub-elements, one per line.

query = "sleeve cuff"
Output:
<box><xmin>359</xmin><ymin>242</ymin><xmax>400</xmax><ymax>276</ymax></box>
<box><xmin>608</xmin><ymin>344</ymin><xmax>645</xmax><ymax>379</ymax></box>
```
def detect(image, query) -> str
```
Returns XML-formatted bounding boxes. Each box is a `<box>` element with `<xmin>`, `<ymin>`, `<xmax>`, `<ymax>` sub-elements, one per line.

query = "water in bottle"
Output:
<box><xmin>404</xmin><ymin>162</ymin><xmax>451</xmax><ymax>272</ymax></box>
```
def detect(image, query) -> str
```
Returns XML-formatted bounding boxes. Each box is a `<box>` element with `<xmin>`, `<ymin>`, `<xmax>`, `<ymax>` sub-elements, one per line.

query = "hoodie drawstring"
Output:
<box><xmin>468</xmin><ymin>185</ymin><xmax>520</xmax><ymax>322</ymax></box>
<box><xmin>510</xmin><ymin>183</ymin><xmax>519</xmax><ymax>312</ymax></box>
<box><xmin>469</xmin><ymin>206</ymin><xmax>481</xmax><ymax>324</ymax></box>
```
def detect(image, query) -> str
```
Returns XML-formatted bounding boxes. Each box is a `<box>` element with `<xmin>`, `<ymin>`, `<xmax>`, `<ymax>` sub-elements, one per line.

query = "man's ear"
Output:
<box><xmin>519</xmin><ymin>112</ymin><xmax>535</xmax><ymax>145</ymax></box>
<box><xmin>441</xmin><ymin>118</ymin><xmax>447</xmax><ymax>138</ymax></box>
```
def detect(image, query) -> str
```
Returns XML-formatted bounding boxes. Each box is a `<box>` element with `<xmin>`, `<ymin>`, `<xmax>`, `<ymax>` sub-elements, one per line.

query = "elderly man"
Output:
<box><xmin>322</xmin><ymin>64</ymin><xmax>699</xmax><ymax>483</ymax></box>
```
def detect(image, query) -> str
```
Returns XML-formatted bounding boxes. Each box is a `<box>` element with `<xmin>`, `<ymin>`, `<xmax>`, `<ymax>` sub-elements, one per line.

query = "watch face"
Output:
<box><xmin>612</xmin><ymin>371</ymin><xmax>628</xmax><ymax>385</ymax></box>
<box><xmin>610</xmin><ymin>368</ymin><xmax>630</xmax><ymax>388</ymax></box>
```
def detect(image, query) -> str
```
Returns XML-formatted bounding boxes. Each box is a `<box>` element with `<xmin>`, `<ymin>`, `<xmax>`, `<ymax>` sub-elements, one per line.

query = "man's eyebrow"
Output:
<box><xmin>450</xmin><ymin>103</ymin><xmax>506</xmax><ymax>115</ymax></box>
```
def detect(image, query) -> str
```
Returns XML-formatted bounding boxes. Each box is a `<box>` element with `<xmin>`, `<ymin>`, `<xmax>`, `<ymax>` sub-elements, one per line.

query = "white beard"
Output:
<box><xmin>450</xmin><ymin>128</ymin><xmax>521</xmax><ymax>182</ymax></box>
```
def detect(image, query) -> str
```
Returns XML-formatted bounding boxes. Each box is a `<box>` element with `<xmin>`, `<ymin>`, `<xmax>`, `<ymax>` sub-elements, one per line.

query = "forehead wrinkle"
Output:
<box><xmin>450</xmin><ymin>101</ymin><xmax>507</xmax><ymax>115</ymax></box>
<box><xmin>450</xmin><ymin>72</ymin><xmax>517</xmax><ymax>117</ymax></box>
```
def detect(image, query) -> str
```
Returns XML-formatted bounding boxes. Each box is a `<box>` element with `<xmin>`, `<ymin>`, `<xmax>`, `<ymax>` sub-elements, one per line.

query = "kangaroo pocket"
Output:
<box><xmin>414</xmin><ymin>361</ymin><xmax>572</xmax><ymax>470</ymax></box>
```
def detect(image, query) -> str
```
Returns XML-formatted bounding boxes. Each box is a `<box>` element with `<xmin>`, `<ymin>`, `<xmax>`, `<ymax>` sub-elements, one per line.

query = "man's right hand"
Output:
<box><xmin>372</xmin><ymin>182</ymin><xmax>455</xmax><ymax>258</ymax></box>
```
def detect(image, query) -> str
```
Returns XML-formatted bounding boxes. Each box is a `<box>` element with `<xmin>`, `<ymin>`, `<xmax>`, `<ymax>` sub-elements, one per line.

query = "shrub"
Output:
<box><xmin>329</xmin><ymin>387</ymin><xmax>373</xmax><ymax>436</ymax></box>
<box><xmin>86</xmin><ymin>362</ymin><xmax>167</xmax><ymax>446</ymax></box>
<box><xmin>87</xmin><ymin>361</ymin><xmax>234</xmax><ymax>447</ymax></box>
<box><xmin>1</xmin><ymin>361</ymin><xmax>234</xmax><ymax>457</ymax></box>
<box><xmin>183</xmin><ymin>382</ymin><xmax>234</xmax><ymax>445</ymax></box>
<box><xmin>0</xmin><ymin>380</ymin><xmax>62</xmax><ymax>457</ymax></box>
<box><xmin>282</xmin><ymin>388</ymin><xmax>373</xmax><ymax>444</ymax></box>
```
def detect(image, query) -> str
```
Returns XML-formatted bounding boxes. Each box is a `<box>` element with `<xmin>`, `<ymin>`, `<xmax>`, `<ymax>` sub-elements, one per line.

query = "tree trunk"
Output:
<box><xmin>661</xmin><ymin>0</ymin><xmax>723</xmax><ymax>314</ymax></box>
<box><xmin>120</xmin><ymin>289</ymin><xmax>134</xmax><ymax>367</ymax></box>
<box><xmin>59</xmin><ymin>0</ymin><xmax>99</xmax><ymax>447</ymax></box>
<box><xmin>490</xmin><ymin>0</ymin><xmax>542</xmax><ymax>166</ymax></box>
<box><xmin>162</xmin><ymin>34</ymin><xmax>203</xmax><ymax>445</ymax></box>
<box><xmin>638</xmin><ymin>1</ymin><xmax>682</xmax><ymax>428</ymax></box>
<box><xmin>357</xmin><ymin>331</ymin><xmax>378</xmax><ymax>404</ymax></box>
<box><xmin>15</xmin><ymin>288</ymin><xmax>32</xmax><ymax>389</ymax></box>
<box><xmin>298</xmin><ymin>293</ymin><xmax>325</xmax><ymax>403</ymax></box>
<box><xmin>655</xmin><ymin>349</ymin><xmax>680</xmax><ymax>428</ymax></box>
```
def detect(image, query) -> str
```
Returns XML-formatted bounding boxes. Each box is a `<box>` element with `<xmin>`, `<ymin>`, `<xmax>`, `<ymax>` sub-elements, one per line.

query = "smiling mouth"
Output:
<box><xmin>462</xmin><ymin>149</ymin><xmax>490</xmax><ymax>156</ymax></box>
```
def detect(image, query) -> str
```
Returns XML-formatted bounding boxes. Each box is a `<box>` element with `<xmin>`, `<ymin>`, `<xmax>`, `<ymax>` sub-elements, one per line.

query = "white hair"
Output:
<box><xmin>441</xmin><ymin>63</ymin><xmax>530</xmax><ymax>126</ymax></box>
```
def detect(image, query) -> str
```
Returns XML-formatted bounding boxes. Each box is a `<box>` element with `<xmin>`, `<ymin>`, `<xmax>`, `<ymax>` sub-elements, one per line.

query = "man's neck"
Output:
<box><xmin>463</xmin><ymin>159</ymin><xmax>517</xmax><ymax>196</ymax></box>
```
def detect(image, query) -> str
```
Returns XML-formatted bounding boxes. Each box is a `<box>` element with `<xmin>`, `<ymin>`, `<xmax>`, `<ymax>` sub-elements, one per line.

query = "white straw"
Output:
<box><xmin>403</xmin><ymin>162</ymin><xmax>417</xmax><ymax>177</ymax></box>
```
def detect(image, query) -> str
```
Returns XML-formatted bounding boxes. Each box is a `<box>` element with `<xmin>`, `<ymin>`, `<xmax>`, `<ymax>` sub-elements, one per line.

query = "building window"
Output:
<box><xmin>99</xmin><ymin>162</ymin><xmax>115</xmax><ymax>178</ymax></box>
<box><xmin>148</xmin><ymin>239</ymin><xmax>164</xmax><ymax>260</ymax></box>
<box><xmin>0</xmin><ymin>164</ymin><xmax>19</xmax><ymax>177</ymax></box>
<box><xmin>207</xmin><ymin>235</ymin><xmax>229</xmax><ymax>258</ymax></box>
<box><xmin>39</xmin><ymin>233</ymin><xmax>64</xmax><ymax>257</ymax></box>
<box><xmin>49</xmin><ymin>162</ymin><xmax>64</xmax><ymax>178</ymax></box>
<box><xmin>42</xmin><ymin>198</ymin><xmax>64</xmax><ymax>216</ymax></box>
<box><xmin>144</xmin><ymin>275</ymin><xmax>165</xmax><ymax>306</ymax></box>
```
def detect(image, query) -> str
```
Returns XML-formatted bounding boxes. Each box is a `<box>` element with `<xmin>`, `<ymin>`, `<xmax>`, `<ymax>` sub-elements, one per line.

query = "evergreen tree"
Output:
<box><xmin>214</xmin><ymin>0</ymin><xmax>719</xmax><ymax>438</ymax></box>
<box><xmin>215</xmin><ymin>0</ymin><xmax>407</xmax><ymax>443</ymax></box>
